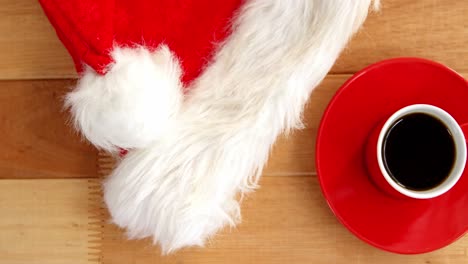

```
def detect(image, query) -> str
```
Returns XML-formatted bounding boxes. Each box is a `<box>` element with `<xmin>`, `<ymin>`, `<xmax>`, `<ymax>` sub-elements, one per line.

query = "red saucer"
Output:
<box><xmin>316</xmin><ymin>58</ymin><xmax>468</xmax><ymax>254</ymax></box>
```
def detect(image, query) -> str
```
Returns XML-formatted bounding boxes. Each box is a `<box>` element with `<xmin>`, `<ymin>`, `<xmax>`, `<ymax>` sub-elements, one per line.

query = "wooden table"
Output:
<box><xmin>0</xmin><ymin>1</ymin><xmax>466</xmax><ymax>263</ymax></box>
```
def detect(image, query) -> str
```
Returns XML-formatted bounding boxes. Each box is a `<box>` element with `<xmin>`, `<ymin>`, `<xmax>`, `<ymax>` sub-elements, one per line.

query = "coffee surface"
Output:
<box><xmin>382</xmin><ymin>113</ymin><xmax>455</xmax><ymax>191</ymax></box>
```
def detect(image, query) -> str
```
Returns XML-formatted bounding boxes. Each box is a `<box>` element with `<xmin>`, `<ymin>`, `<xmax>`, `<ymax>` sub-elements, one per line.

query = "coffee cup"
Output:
<box><xmin>365</xmin><ymin>104</ymin><xmax>468</xmax><ymax>199</ymax></box>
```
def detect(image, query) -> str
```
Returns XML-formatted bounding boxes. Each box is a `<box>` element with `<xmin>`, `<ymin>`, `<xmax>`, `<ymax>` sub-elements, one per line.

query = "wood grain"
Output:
<box><xmin>332</xmin><ymin>0</ymin><xmax>468</xmax><ymax>74</ymax></box>
<box><xmin>0</xmin><ymin>179</ymin><xmax>102</xmax><ymax>264</ymax></box>
<box><xmin>99</xmin><ymin>176</ymin><xmax>468</xmax><ymax>264</ymax></box>
<box><xmin>0</xmin><ymin>75</ymin><xmax>346</xmax><ymax>180</ymax></box>
<box><xmin>0</xmin><ymin>80</ymin><xmax>97</xmax><ymax>179</ymax></box>
<box><xmin>0</xmin><ymin>0</ymin><xmax>76</xmax><ymax>79</ymax></box>
<box><xmin>1</xmin><ymin>178</ymin><xmax>465</xmax><ymax>264</ymax></box>
<box><xmin>5</xmin><ymin>70</ymin><xmax>465</xmax><ymax>179</ymax></box>
<box><xmin>1</xmin><ymin>69</ymin><xmax>466</xmax><ymax>179</ymax></box>
<box><xmin>0</xmin><ymin>0</ymin><xmax>467</xmax><ymax>80</ymax></box>
<box><xmin>264</xmin><ymin>76</ymin><xmax>348</xmax><ymax>176</ymax></box>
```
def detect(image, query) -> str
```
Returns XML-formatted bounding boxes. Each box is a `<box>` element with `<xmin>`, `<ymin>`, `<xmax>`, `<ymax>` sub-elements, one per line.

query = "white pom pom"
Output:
<box><xmin>66</xmin><ymin>45</ymin><xmax>183</xmax><ymax>153</ymax></box>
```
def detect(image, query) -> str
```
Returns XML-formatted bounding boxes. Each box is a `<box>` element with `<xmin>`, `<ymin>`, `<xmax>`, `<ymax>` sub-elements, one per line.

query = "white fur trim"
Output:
<box><xmin>66</xmin><ymin>45</ymin><xmax>183</xmax><ymax>153</ymax></box>
<box><xmin>104</xmin><ymin>0</ymin><xmax>379</xmax><ymax>253</ymax></box>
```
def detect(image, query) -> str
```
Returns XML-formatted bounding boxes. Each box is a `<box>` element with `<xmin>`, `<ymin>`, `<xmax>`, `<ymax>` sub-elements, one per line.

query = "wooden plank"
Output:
<box><xmin>0</xmin><ymin>179</ymin><xmax>102</xmax><ymax>264</ymax></box>
<box><xmin>0</xmin><ymin>76</ymin><xmax>344</xmax><ymax>180</ymax></box>
<box><xmin>264</xmin><ymin>75</ymin><xmax>346</xmax><ymax>176</ymax></box>
<box><xmin>333</xmin><ymin>0</ymin><xmax>468</xmax><ymax>74</ymax></box>
<box><xmin>0</xmin><ymin>178</ymin><xmax>466</xmax><ymax>264</ymax></box>
<box><xmin>1</xmin><ymin>70</ymin><xmax>466</xmax><ymax>179</ymax></box>
<box><xmin>0</xmin><ymin>80</ymin><xmax>97</xmax><ymax>179</ymax></box>
<box><xmin>0</xmin><ymin>0</ymin><xmax>76</xmax><ymax>79</ymax></box>
<box><xmin>0</xmin><ymin>0</ymin><xmax>467</xmax><ymax>79</ymax></box>
<box><xmin>101</xmin><ymin>176</ymin><xmax>468</xmax><ymax>264</ymax></box>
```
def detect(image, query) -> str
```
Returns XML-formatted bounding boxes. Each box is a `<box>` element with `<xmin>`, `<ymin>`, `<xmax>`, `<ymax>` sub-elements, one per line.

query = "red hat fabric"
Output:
<box><xmin>39</xmin><ymin>0</ymin><xmax>243</xmax><ymax>84</ymax></box>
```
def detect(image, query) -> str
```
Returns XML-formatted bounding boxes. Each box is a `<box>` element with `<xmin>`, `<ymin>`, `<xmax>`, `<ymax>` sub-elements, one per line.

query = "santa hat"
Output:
<box><xmin>40</xmin><ymin>0</ymin><xmax>379</xmax><ymax>253</ymax></box>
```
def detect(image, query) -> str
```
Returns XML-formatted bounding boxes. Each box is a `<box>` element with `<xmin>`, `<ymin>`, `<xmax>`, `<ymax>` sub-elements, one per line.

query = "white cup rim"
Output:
<box><xmin>376</xmin><ymin>104</ymin><xmax>467</xmax><ymax>199</ymax></box>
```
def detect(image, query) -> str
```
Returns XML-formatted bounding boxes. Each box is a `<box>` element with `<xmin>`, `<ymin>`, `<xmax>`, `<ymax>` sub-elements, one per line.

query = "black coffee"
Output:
<box><xmin>382</xmin><ymin>113</ymin><xmax>455</xmax><ymax>191</ymax></box>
